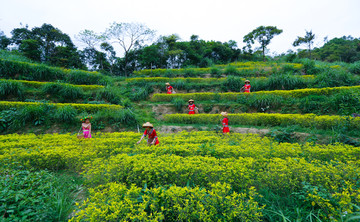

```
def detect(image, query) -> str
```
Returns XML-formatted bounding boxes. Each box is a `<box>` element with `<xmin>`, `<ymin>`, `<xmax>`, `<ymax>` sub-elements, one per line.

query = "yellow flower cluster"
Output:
<box><xmin>163</xmin><ymin>113</ymin><xmax>359</xmax><ymax>130</ymax></box>
<box><xmin>0</xmin><ymin>79</ymin><xmax>104</xmax><ymax>90</ymax></box>
<box><xmin>1</xmin><ymin>131</ymin><xmax>359</xmax><ymax>220</ymax></box>
<box><xmin>0</xmin><ymin>101</ymin><xmax>123</xmax><ymax>112</ymax></box>
<box><xmin>70</xmin><ymin>182</ymin><xmax>263</xmax><ymax>222</ymax></box>
<box><xmin>218</xmin><ymin>61</ymin><xmax>303</xmax><ymax>69</ymax></box>
<box><xmin>152</xmin><ymin>85</ymin><xmax>360</xmax><ymax>102</ymax></box>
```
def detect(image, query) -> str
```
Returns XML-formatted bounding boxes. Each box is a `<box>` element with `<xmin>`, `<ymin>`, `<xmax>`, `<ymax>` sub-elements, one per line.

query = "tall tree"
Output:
<box><xmin>76</xmin><ymin>29</ymin><xmax>104</xmax><ymax>49</ymax></box>
<box><xmin>293</xmin><ymin>30</ymin><xmax>315</xmax><ymax>58</ymax></box>
<box><xmin>243</xmin><ymin>26</ymin><xmax>283</xmax><ymax>61</ymax></box>
<box><xmin>104</xmin><ymin>22</ymin><xmax>155</xmax><ymax>76</ymax></box>
<box><xmin>10</xmin><ymin>23</ymin><xmax>85</xmax><ymax>68</ymax></box>
<box><xmin>31</xmin><ymin>23</ymin><xmax>74</xmax><ymax>61</ymax></box>
<box><xmin>18</xmin><ymin>39</ymin><xmax>41</xmax><ymax>61</ymax></box>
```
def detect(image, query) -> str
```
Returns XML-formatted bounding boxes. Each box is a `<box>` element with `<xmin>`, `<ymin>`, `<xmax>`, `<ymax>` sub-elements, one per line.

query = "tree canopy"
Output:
<box><xmin>1</xmin><ymin>23</ymin><xmax>359</xmax><ymax>76</ymax></box>
<box><xmin>293</xmin><ymin>30</ymin><xmax>315</xmax><ymax>58</ymax></box>
<box><xmin>9</xmin><ymin>24</ymin><xmax>86</xmax><ymax>69</ymax></box>
<box><xmin>243</xmin><ymin>26</ymin><xmax>283</xmax><ymax>61</ymax></box>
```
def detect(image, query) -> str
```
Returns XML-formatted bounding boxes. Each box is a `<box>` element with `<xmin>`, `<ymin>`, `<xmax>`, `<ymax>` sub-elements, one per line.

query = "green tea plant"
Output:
<box><xmin>0</xmin><ymin>80</ymin><xmax>24</xmax><ymax>99</ymax></box>
<box><xmin>54</xmin><ymin>105</ymin><xmax>77</xmax><ymax>123</ymax></box>
<box><xmin>171</xmin><ymin>97</ymin><xmax>185</xmax><ymax>112</ymax></box>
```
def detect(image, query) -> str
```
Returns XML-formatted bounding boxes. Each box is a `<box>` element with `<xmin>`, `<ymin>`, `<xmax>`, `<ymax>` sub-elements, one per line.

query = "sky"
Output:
<box><xmin>0</xmin><ymin>0</ymin><xmax>360</xmax><ymax>56</ymax></box>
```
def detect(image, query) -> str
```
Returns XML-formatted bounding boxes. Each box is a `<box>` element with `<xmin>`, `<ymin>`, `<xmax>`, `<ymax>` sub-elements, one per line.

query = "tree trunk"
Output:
<box><xmin>124</xmin><ymin>53</ymin><xmax>128</xmax><ymax>78</ymax></box>
<box><xmin>262</xmin><ymin>46</ymin><xmax>265</xmax><ymax>62</ymax></box>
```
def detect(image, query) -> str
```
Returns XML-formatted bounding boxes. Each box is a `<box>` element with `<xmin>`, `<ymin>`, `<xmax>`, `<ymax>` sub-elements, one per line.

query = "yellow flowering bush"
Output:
<box><xmin>70</xmin><ymin>182</ymin><xmax>263</xmax><ymax>222</ymax></box>
<box><xmin>0</xmin><ymin>101</ymin><xmax>123</xmax><ymax>112</ymax></box>
<box><xmin>151</xmin><ymin>85</ymin><xmax>360</xmax><ymax>102</ymax></box>
<box><xmin>1</xmin><ymin>131</ymin><xmax>360</xmax><ymax>221</ymax></box>
<box><xmin>0</xmin><ymin>79</ymin><xmax>104</xmax><ymax>90</ymax></box>
<box><xmin>163</xmin><ymin>113</ymin><xmax>359</xmax><ymax>130</ymax></box>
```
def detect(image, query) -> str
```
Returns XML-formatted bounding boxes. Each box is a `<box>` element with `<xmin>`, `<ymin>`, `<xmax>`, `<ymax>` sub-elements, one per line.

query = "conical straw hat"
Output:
<box><xmin>142</xmin><ymin>122</ymin><xmax>154</xmax><ymax>128</ymax></box>
<box><xmin>221</xmin><ymin>112</ymin><xmax>228</xmax><ymax>117</ymax></box>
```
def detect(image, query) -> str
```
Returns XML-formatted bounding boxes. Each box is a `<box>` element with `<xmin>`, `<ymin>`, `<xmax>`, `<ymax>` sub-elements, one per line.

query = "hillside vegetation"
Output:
<box><xmin>1</xmin><ymin>49</ymin><xmax>360</xmax><ymax>221</ymax></box>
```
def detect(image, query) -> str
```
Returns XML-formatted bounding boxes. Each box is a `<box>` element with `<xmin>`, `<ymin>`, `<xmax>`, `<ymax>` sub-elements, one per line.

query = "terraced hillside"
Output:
<box><xmin>1</xmin><ymin>50</ymin><xmax>360</xmax><ymax>221</ymax></box>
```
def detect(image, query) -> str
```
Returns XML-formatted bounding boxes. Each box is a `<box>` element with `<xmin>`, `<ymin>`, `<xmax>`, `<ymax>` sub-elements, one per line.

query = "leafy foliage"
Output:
<box><xmin>0</xmin><ymin>165</ymin><xmax>82</xmax><ymax>221</ymax></box>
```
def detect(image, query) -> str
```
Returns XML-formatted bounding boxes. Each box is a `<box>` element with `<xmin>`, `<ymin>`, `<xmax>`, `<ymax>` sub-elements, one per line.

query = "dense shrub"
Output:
<box><xmin>300</xmin><ymin>58</ymin><xmax>319</xmax><ymax>74</ymax></box>
<box><xmin>54</xmin><ymin>105</ymin><xmax>77</xmax><ymax>123</ymax></box>
<box><xmin>94</xmin><ymin>108</ymin><xmax>138</xmax><ymax>127</ymax></box>
<box><xmin>245</xmin><ymin>94</ymin><xmax>283</xmax><ymax>112</ymax></box>
<box><xmin>266</xmin><ymin>73</ymin><xmax>309</xmax><ymax>90</ymax></box>
<box><xmin>41</xmin><ymin>83</ymin><xmax>84</xmax><ymax>102</ymax></box>
<box><xmin>129</xmin><ymin>85</ymin><xmax>153</xmax><ymax>101</ymax></box>
<box><xmin>70</xmin><ymin>182</ymin><xmax>263</xmax><ymax>222</ymax></box>
<box><xmin>348</xmin><ymin>61</ymin><xmax>360</xmax><ymax>74</ymax></box>
<box><xmin>223</xmin><ymin>75</ymin><xmax>243</xmax><ymax>92</ymax></box>
<box><xmin>224</xmin><ymin>65</ymin><xmax>239</xmax><ymax>75</ymax></box>
<box><xmin>210</xmin><ymin>66</ymin><xmax>222</xmax><ymax>78</ymax></box>
<box><xmin>314</xmin><ymin>68</ymin><xmax>357</xmax><ymax>88</ymax></box>
<box><xmin>0</xmin><ymin>166</ymin><xmax>81</xmax><ymax>221</ymax></box>
<box><xmin>0</xmin><ymin>80</ymin><xmax>24</xmax><ymax>99</ymax></box>
<box><xmin>329</xmin><ymin>91</ymin><xmax>360</xmax><ymax>115</ymax></box>
<box><xmin>171</xmin><ymin>97</ymin><xmax>185</xmax><ymax>112</ymax></box>
<box><xmin>96</xmin><ymin>86</ymin><xmax>123</xmax><ymax>104</ymax></box>
<box><xmin>0</xmin><ymin>58</ymin><xmax>109</xmax><ymax>85</ymax></box>
<box><xmin>163</xmin><ymin>113</ymin><xmax>360</xmax><ymax>130</ymax></box>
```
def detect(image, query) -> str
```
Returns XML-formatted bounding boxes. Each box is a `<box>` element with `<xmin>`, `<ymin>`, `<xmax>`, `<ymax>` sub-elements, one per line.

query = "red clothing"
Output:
<box><xmin>166</xmin><ymin>85</ymin><xmax>173</xmax><ymax>94</ymax></box>
<box><xmin>244</xmin><ymin>84</ymin><xmax>251</xmax><ymax>93</ymax></box>
<box><xmin>222</xmin><ymin>117</ymin><xmax>229</xmax><ymax>133</ymax></box>
<box><xmin>188</xmin><ymin>104</ymin><xmax>196</xmax><ymax>114</ymax></box>
<box><xmin>144</xmin><ymin>129</ymin><xmax>159</xmax><ymax>145</ymax></box>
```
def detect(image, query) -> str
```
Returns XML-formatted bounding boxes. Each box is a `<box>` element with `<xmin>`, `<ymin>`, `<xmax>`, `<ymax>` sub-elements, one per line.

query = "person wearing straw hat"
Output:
<box><xmin>137</xmin><ymin>122</ymin><xmax>159</xmax><ymax>146</ymax></box>
<box><xmin>188</xmin><ymin>99</ymin><xmax>197</xmax><ymax>114</ymax></box>
<box><xmin>221</xmin><ymin>112</ymin><xmax>230</xmax><ymax>134</ymax></box>
<box><xmin>165</xmin><ymin>82</ymin><xmax>174</xmax><ymax>94</ymax></box>
<box><xmin>240</xmin><ymin>80</ymin><xmax>251</xmax><ymax>93</ymax></box>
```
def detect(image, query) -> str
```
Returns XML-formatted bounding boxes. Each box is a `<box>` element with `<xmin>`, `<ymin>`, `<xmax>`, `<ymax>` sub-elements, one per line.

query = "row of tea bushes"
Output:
<box><xmin>0</xmin><ymin>58</ymin><xmax>110</xmax><ymax>85</ymax></box>
<box><xmin>151</xmin><ymin>85</ymin><xmax>360</xmax><ymax>102</ymax></box>
<box><xmin>163</xmin><ymin>113</ymin><xmax>360</xmax><ymax>130</ymax></box>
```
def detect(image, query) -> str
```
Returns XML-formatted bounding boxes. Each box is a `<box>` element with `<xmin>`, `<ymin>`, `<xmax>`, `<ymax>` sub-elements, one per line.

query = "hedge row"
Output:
<box><xmin>152</xmin><ymin>85</ymin><xmax>360</xmax><ymax>102</ymax></box>
<box><xmin>126</xmin><ymin>77</ymin><xmax>223</xmax><ymax>83</ymax></box>
<box><xmin>0</xmin><ymin>101</ymin><xmax>123</xmax><ymax>113</ymax></box>
<box><xmin>163</xmin><ymin>113</ymin><xmax>360</xmax><ymax>130</ymax></box>
<box><xmin>0</xmin><ymin>59</ymin><xmax>109</xmax><ymax>85</ymax></box>
<box><xmin>132</xmin><ymin>62</ymin><xmax>304</xmax><ymax>77</ymax></box>
<box><xmin>126</xmin><ymin>75</ymin><xmax>314</xmax><ymax>83</ymax></box>
<box><xmin>0</xmin><ymin>79</ymin><xmax>104</xmax><ymax>90</ymax></box>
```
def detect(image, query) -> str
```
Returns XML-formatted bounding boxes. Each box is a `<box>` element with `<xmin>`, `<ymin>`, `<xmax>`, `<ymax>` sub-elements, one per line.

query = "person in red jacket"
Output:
<box><xmin>188</xmin><ymin>99</ymin><xmax>197</xmax><ymax>114</ymax></box>
<box><xmin>240</xmin><ymin>80</ymin><xmax>251</xmax><ymax>93</ymax></box>
<box><xmin>137</xmin><ymin>122</ymin><xmax>159</xmax><ymax>146</ymax></box>
<box><xmin>166</xmin><ymin>82</ymin><xmax>173</xmax><ymax>94</ymax></box>
<box><xmin>221</xmin><ymin>112</ymin><xmax>230</xmax><ymax>134</ymax></box>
